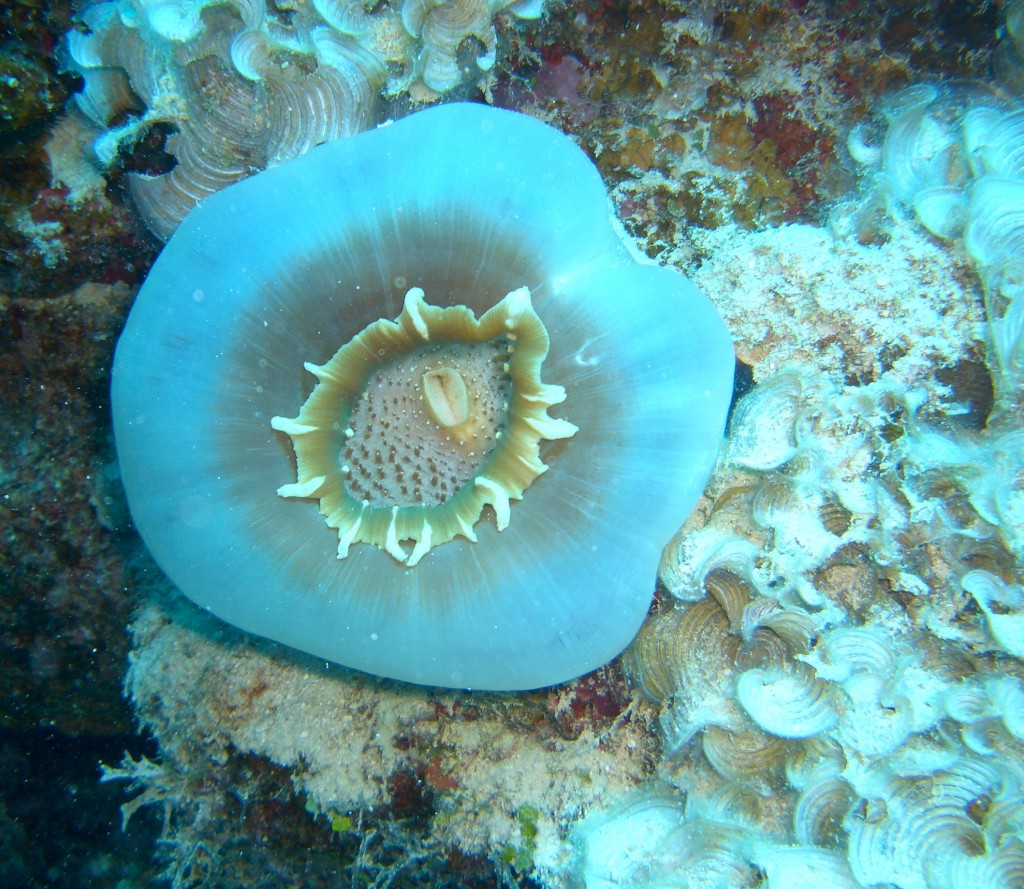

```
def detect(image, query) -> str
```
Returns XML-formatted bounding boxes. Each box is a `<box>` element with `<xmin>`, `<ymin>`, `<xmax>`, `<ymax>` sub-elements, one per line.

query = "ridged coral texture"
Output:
<box><xmin>65</xmin><ymin>0</ymin><xmax>543</xmax><ymax>239</ymax></box>
<box><xmin>576</xmin><ymin>0</ymin><xmax>1024</xmax><ymax>870</ymax></box>
<box><xmin>844</xmin><ymin>0</ymin><xmax>1024</xmax><ymax>413</ymax></box>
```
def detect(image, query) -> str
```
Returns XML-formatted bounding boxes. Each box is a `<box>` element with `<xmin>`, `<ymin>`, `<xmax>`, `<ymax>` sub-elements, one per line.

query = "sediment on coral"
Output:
<box><xmin>836</xmin><ymin>3</ymin><xmax>1024</xmax><ymax>416</ymax></box>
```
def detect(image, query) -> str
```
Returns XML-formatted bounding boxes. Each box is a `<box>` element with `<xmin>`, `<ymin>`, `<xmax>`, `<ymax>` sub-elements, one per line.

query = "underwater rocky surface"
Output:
<box><xmin>1</xmin><ymin>0</ymin><xmax>1021</xmax><ymax>887</ymax></box>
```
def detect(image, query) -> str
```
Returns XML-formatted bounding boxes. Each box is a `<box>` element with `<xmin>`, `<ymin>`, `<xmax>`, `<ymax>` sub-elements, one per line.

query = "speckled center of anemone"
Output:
<box><xmin>271</xmin><ymin>287</ymin><xmax>578</xmax><ymax>566</ymax></box>
<box><xmin>342</xmin><ymin>339</ymin><xmax>514</xmax><ymax>508</ymax></box>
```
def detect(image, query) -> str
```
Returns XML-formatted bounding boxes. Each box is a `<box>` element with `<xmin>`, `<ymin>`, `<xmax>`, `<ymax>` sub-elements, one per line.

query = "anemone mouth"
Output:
<box><xmin>271</xmin><ymin>286</ymin><xmax>577</xmax><ymax>566</ymax></box>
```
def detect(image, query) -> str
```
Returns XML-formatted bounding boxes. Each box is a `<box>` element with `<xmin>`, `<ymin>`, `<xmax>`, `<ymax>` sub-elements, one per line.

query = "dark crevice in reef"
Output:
<box><xmin>0</xmin><ymin>727</ymin><xmax>161</xmax><ymax>889</ymax></box>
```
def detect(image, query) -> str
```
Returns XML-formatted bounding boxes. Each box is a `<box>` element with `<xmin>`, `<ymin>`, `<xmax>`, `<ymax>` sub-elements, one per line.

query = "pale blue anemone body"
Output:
<box><xmin>112</xmin><ymin>103</ymin><xmax>734</xmax><ymax>690</ymax></box>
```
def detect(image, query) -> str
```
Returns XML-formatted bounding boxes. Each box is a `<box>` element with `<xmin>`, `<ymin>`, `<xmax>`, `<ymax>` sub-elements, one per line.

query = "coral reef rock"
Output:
<box><xmin>119</xmin><ymin>588</ymin><xmax>657</xmax><ymax>885</ymax></box>
<box><xmin>574</xmin><ymin>167</ymin><xmax>1023</xmax><ymax>889</ymax></box>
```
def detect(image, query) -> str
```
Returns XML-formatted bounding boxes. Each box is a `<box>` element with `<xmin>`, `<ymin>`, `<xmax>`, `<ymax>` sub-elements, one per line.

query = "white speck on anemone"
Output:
<box><xmin>111</xmin><ymin>103</ymin><xmax>734</xmax><ymax>690</ymax></box>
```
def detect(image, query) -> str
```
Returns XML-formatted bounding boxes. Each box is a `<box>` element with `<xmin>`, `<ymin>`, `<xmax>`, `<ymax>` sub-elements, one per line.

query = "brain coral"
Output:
<box><xmin>111</xmin><ymin>102</ymin><xmax>734</xmax><ymax>690</ymax></box>
<box><xmin>65</xmin><ymin>0</ymin><xmax>545</xmax><ymax>239</ymax></box>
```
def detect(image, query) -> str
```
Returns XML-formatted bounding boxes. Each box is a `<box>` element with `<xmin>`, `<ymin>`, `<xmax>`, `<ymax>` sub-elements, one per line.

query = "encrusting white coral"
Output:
<box><xmin>840</xmin><ymin>7</ymin><xmax>1024</xmax><ymax>417</ymax></box>
<box><xmin>64</xmin><ymin>0</ymin><xmax>548</xmax><ymax>238</ymax></box>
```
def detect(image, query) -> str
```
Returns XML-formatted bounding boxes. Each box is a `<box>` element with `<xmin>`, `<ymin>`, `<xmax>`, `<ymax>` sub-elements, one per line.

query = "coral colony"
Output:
<box><xmin>65</xmin><ymin>0</ymin><xmax>548</xmax><ymax>238</ymax></box>
<box><xmin>3</xmin><ymin>0</ymin><xmax>1020</xmax><ymax>885</ymax></box>
<box><xmin>571</xmin><ymin>5</ymin><xmax>1024</xmax><ymax>887</ymax></box>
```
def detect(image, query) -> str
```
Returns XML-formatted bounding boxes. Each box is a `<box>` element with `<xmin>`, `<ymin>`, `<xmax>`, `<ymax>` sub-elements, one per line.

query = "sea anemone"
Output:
<box><xmin>111</xmin><ymin>102</ymin><xmax>734</xmax><ymax>690</ymax></box>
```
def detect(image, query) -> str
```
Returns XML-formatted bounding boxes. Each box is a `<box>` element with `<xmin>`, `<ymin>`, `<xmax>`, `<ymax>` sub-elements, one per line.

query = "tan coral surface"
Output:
<box><xmin>125</xmin><ymin>589</ymin><xmax>656</xmax><ymax>884</ymax></box>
